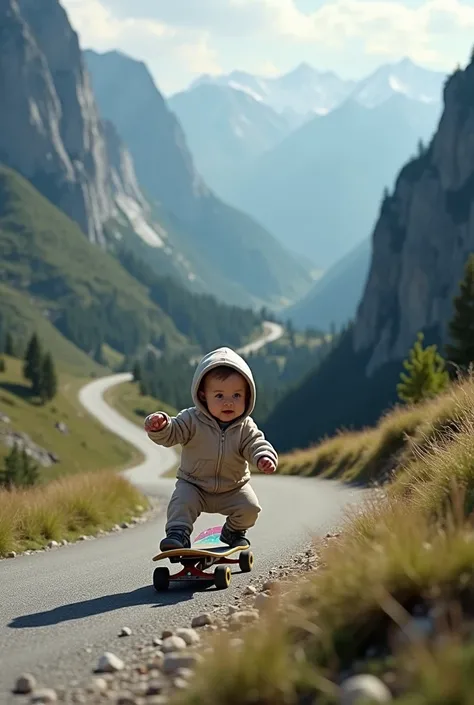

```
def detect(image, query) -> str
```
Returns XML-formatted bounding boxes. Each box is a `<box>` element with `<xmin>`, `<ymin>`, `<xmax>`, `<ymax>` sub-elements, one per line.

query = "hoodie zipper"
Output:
<box><xmin>214</xmin><ymin>430</ymin><xmax>225</xmax><ymax>493</ymax></box>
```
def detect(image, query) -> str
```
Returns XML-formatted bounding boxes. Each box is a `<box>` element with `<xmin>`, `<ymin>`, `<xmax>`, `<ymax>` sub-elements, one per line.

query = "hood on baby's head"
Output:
<box><xmin>191</xmin><ymin>347</ymin><xmax>256</xmax><ymax>419</ymax></box>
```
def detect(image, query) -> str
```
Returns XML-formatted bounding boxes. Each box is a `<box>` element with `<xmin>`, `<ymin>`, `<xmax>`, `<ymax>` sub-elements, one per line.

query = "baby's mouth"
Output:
<box><xmin>222</xmin><ymin>410</ymin><xmax>234</xmax><ymax>415</ymax></box>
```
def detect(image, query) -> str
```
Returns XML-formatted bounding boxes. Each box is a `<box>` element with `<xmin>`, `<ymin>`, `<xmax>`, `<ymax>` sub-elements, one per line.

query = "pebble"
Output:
<box><xmin>161</xmin><ymin>629</ymin><xmax>173</xmax><ymax>639</ymax></box>
<box><xmin>146</xmin><ymin>679</ymin><xmax>166</xmax><ymax>696</ymax></box>
<box><xmin>95</xmin><ymin>652</ymin><xmax>125</xmax><ymax>673</ymax></box>
<box><xmin>161</xmin><ymin>636</ymin><xmax>187</xmax><ymax>653</ymax></box>
<box><xmin>191</xmin><ymin>613</ymin><xmax>213</xmax><ymax>628</ymax></box>
<box><xmin>229</xmin><ymin>610</ymin><xmax>260</xmax><ymax>629</ymax></box>
<box><xmin>14</xmin><ymin>673</ymin><xmax>37</xmax><ymax>694</ymax></box>
<box><xmin>152</xmin><ymin>637</ymin><xmax>162</xmax><ymax>647</ymax></box>
<box><xmin>340</xmin><ymin>675</ymin><xmax>392</xmax><ymax>705</ymax></box>
<box><xmin>163</xmin><ymin>652</ymin><xmax>202</xmax><ymax>675</ymax></box>
<box><xmin>119</xmin><ymin>627</ymin><xmax>132</xmax><ymax>637</ymax></box>
<box><xmin>90</xmin><ymin>677</ymin><xmax>108</xmax><ymax>693</ymax></box>
<box><xmin>262</xmin><ymin>580</ymin><xmax>278</xmax><ymax>592</ymax></box>
<box><xmin>175</xmin><ymin>628</ymin><xmax>200</xmax><ymax>645</ymax></box>
<box><xmin>254</xmin><ymin>592</ymin><xmax>272</xmax><ymax>611</ymax></box>
<box><xmin>30</xmin><ymin>688</ymin><xmax>58</xmax><ymax>703</ymax></box>
<box><xmin>7</xmin><ymin>551</ymin><xmax>16</xmax><ymax>558</ymax></box>
<box><xmin>48</xmin><ymin>540</ymin><xmax>59</xmax><ymax>548</ymax></box>
<box><xmin>244</xmin><ymin>585</ymin><xmax>257</xmax><ymax>595</ymax></box>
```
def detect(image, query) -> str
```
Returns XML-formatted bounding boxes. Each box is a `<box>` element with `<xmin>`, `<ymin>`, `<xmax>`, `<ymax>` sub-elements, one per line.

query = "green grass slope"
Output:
<box><xmin>0</xmin><ymin>164</ymin><xmax>185</xmax><ymax>358</ymax></box>
<box><xmin>0</xmin><ymin>283</ymin><xmax>103</xmax><ymax>377</ymax></box>
<box><xmin>0</xmin><ymin>357</ymin><xmax>140</xmax><ymax>483</ymax></box>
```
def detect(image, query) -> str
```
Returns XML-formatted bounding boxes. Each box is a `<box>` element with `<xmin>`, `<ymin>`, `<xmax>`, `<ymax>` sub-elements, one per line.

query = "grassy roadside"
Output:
<box><xmin>0</xmin><ymin>358</ymin><xmax>150</xmax><ymax>556</ymax></box>
<box><xmin>0</xmin><ymin>356</ymin><xmax>142</xmax><ymax>481</ymax></box>
<box><xmin>104</xmin><ymin>378</ymin><xmax>181</xmax><ymax>478</ymax></box>
<box><xmin>0</xmin><ymin>471</ymin><xmax>148</xmax><ymax>556</ymax></box>
<box><xmin>103</xmin><ymin>379</ymin><xmax>177</xmax><ymax>428</ymax></box>
<box><xmin>172</xmin><ymin>376</ymin><xmax>474</xmax><ymax>704</ymax></box>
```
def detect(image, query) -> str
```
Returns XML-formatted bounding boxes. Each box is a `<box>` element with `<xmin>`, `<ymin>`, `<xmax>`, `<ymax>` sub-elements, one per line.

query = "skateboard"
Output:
<box><xmin>151</xmin><ymin>526</ymin><xmax>254</xmax><ymax>591</ymax></box>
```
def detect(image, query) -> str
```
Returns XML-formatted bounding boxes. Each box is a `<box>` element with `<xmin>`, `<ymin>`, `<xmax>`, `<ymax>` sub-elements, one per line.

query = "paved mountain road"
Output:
<box><xmin>0</xmin><ymin>325</ymin><xmax>365</xmax><ymax>700</ymax></box>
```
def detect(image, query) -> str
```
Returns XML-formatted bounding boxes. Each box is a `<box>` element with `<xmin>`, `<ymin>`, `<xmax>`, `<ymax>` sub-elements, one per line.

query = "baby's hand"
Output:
<box><xmin>144</xmin><ymin>413</ymin><xmax>168</xmax><ymax>432</ymax></box>
<box><xmin>258</xmin><ymin>457</ymin><xmax>276</xmax><ymax>474</ymax></box>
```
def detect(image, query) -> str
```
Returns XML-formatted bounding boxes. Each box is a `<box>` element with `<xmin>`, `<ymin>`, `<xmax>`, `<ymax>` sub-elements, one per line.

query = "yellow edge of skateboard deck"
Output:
<box><xmin>152</xmin><ymin>544</ymin><xmax>249</xmax><ymax>562</ymax></box>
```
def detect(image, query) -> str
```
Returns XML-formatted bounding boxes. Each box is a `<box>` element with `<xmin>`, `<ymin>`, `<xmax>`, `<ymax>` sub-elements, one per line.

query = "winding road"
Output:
<box><xmin>0</xmin><ymin>324</ymin><xmax>364</xmax><ymax>701</ymax></box>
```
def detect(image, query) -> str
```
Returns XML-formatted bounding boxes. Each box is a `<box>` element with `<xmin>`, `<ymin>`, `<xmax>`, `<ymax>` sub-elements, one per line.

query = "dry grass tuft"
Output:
<box><xmin>0</xmin><ymin>470</ymin><xmax>147</xmax><ymax>556</ymax></box>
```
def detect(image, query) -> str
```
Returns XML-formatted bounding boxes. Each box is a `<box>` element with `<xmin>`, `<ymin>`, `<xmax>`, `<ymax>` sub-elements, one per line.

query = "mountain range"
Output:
<box><xmin>264</xmin><ymin>55</ymin><xmax>474</xmax><ymax>451</ymax></box>
<box><xmin>170</xmin><ymin>59</ymin><xmax>445</xmax><ymax>279</ymax></box>
<box><xmin>1</xmin><ymin>0</ymin><xmax>312</xmax><ymax>315</ymax></box>
<box><xmin>191</xmin><ymin>58</ymin><xmax>445</xmax><ymax>118</ymax></box>
<box><xmin>0</xmin><ymin>0</ymin><xmax>298</xmax><ymax>372</ymax></box>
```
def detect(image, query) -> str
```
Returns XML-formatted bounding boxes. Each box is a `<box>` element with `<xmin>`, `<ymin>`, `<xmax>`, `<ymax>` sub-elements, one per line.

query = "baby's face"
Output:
<box><xmin>203</xmin><ymin>372</ymin><xmax>247</xmax><ymax>422</ymax></box>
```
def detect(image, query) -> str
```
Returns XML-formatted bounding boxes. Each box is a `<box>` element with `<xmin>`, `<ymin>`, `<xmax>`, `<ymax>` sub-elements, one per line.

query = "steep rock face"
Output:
<box><xmin>353</xmin><ymin>63</ymin><xmax>474</xmax><ymax>374</ymax></box>
<box><xmin>264</xmin><ymin>59</ymin><xmax>474</xmax><ymax>451</ymax></box>
<box><xmin>0</xmin><ymin>0</ymin><xmax>112</xmax><ymax>244</ymax></box>
<box><xmin>102</xmin><ymin>119</ymin><xmax>146</xmax><ymax>208</ymax></box>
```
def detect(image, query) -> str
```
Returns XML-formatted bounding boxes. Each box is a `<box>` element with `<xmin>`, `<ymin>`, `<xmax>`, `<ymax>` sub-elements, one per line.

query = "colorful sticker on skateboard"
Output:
<box><xmin>193</xmin><ymin>526</ymin><xmax>223</xmax><ymax>546</ymax></box>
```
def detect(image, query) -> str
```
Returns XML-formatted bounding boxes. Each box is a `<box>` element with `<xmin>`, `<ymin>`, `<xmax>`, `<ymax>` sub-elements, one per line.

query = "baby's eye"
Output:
<box><xmin>233</xmin><ymin>393</ymin><xmax>241</xmax><ymax>399</ymax></box>
<box><xmin>215</xmin><ymin>393</ymin><xmax>223</xmax><ymax>399</ymax></box>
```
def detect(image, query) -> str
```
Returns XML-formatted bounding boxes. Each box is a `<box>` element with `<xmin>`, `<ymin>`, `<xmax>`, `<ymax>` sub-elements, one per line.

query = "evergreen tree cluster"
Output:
<box><xmin>0</xmin><ymin>443</ymin><xmax>38</xmax><ymax>489</ymax></box>
<box><xmin>56</xmin><ymin>295</ymin><xmax>152</xmax><ymax>358</ymax></box>
<box><xmin>137</xmin><ymin>351</ymin><xmax>194</xmax><ymax>411</ymax></box>
<box><xmin>397</xmin><ymin>253</ymin><xmax>474</xmax><ymax>405</ymax></box>
<box><xmin>23</xmin><ymin>333</ymin><xmax>58</xmax><ymax>403</ymax></box>
<box><xmin>117</xmin><ymin>248</ymin><xmax>264</xmax><ymax>352</ymax></box>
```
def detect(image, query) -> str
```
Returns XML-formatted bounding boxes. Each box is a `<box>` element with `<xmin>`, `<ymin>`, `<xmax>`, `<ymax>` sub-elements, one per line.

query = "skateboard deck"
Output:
<box><xmin>151</xmin><ymin>525</ymin><xmax>254</xmax><ymax>591</ymax></box>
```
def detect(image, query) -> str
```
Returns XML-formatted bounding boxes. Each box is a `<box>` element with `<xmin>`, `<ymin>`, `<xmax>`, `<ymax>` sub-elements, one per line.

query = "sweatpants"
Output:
<box><xmin>165</xmin><ymin>478</ymin><xmax>261</xmax><ymax>535</ymax></box>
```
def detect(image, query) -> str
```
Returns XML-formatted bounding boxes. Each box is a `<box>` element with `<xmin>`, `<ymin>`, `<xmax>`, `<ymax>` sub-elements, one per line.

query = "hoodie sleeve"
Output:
<box><xmin>240</xmin><ymin>417</ymin><xmax>278</xmax><ymax>468</ymax></box>
<box><xmin>146</xmin><ymin>408</ymin><xmax>195</xmax><ymax>447</ymax></box>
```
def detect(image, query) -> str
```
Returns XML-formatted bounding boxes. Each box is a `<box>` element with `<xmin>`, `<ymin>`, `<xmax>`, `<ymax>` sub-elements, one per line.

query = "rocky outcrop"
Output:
<box><xmin>0</xmin><ymin>0</ymin><xmax>113</xmax><ymax>245</ymax></box>
<box><xmin>352</xmin><ymin>62</ymin><xmax>474</xmax><ymax>374</ymax></box>
<box><xmin>265</xmin><ymin>58</ymin><xmax>474</xmax><ymax>449</ymax></box>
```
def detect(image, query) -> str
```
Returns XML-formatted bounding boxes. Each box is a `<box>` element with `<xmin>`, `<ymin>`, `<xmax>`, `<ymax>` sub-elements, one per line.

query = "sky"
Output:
<box><xmin>62</xmin><ymin>0</ymin><xmax>474</xmax><ymax>95</ymax></box>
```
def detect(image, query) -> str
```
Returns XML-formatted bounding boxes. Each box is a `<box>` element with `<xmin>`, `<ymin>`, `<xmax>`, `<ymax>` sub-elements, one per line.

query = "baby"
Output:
<box><xmin>144</xmin><ymin>346</ymin><xmax>278</xmax><ymax>551</ymax></box>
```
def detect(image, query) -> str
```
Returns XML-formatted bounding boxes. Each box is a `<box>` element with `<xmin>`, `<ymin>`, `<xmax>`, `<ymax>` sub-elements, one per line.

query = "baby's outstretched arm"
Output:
<box><xmin>144</xmin><ymin>409</ymin><xmax>195</xmax><ymax>447</ymax></box>
<box><xmin>240</xmin><ymin>418</ymin><xmax>278</xmax><ymax>473</ymax></box>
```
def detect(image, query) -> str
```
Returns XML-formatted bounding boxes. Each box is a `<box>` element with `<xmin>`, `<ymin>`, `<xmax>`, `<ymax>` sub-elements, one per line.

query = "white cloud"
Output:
<box><xmin>62</xmin><ymin>0</ymin><xmax>474</xmax><ymax>91</ymax></box>
<box><xmin>62</xmin><ymin>0</ymin><xmax>221</xmax><ymax>92</ymax></box>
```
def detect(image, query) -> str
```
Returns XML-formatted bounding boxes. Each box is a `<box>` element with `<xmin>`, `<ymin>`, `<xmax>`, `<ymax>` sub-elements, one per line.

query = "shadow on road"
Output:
<box><xmin>8</xmin><ymin>583</ymin><xmax>215</xmax><ymax>629</ymax></box>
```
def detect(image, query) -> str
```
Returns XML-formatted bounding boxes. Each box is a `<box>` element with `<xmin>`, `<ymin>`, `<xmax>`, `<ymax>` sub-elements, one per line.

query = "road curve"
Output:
<box><xmin>0</xmin><ymin>324</ymin><xmax>363</xmax><ymax>700</ymax></box>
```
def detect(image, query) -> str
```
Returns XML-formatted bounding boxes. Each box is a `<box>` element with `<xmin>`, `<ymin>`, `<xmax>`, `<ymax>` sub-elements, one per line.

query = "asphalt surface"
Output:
<box><xmin>0</xmin><ymin>326</ymin><xmax>365</xmax><ymax>700</ymax></box>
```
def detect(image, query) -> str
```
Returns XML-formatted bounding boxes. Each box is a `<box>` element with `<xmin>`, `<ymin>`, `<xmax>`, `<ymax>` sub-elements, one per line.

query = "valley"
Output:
<box><xmin>3</xmin><ymin>0</ymin><xmax>474</xmax><ymax>702</ymax></box>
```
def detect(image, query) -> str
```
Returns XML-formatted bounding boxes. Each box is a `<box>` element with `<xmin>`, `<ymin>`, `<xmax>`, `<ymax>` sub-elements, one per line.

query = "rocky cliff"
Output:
<box><xmin>353</xmin><ymin>63</ymin><xmax>474</xmax><ymax>374</ymax></box>
<box><xmin>0</xmin><ymin>0</ymin><xmax>114</xmax><ymax>244</ymax></box>
<box><xmin>265</xmin><ymin>58</ymin><xmax>474</xmax><ymax>451</ymax></box>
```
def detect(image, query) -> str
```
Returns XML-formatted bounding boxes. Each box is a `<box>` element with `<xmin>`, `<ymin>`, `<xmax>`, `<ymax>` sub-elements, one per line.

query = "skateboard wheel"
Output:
<box><xmin>153</xmin><ymin>566</ymin><xmax>170</xmax><ymax>591</ymax></box>
<box><xmin>239</xmin><ymin>549</ymin><xmax>254</xmax><ymax>573</ymax></box>
<box><xmin>214</xmin><ymin>565</ymin><xmax>231</xmax><ymax>589</ymax></box>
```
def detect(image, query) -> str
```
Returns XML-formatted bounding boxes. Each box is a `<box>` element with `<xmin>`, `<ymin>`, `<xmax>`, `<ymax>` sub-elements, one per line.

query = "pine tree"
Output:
<box><xmin>445</xmin><ymin>253</ymin><xmax>474</xmax><ymax>371</ymax></box>
<box><xmin>20</xmin><ymin>449</ymin><xmax>39</xmax><ymax>486</ymax></box>
<box><xmin>397</xmin><ymin>332</ymin><xmax>449</xmax><ymax>404</ymax></box>
<box><xmin>23</xmin><ymin>333</ymin><xmax>43</xmax><ymax>395</ymax></box>
<box><xmin>132</xmin><ymin>361</ymin><xmax>141</xmax><ymax>382</ymax></box>
<box><xmin>39</xmin><ymin>353</ymin><xmax>58</xmax><ymax>403</ymax></box>
<box><xmin>1</xmin><ymin>444</ymin><xmax>22</xmax><ymax>488</ymax></box>
<box><xmin>4</xmin><ymin>332</ymin><xmax>14</xmax><ymax>357</ymax></box>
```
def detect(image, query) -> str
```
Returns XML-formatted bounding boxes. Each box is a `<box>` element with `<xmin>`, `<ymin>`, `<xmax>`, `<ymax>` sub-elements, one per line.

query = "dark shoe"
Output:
<box><xmin>220</xmin><ymin>523</ymin><xmax>250</xmax><ymax>548</ymax></box>
<box><xmin>160</xmin><ymin>529</ymin><xmax>191</xmax><ymax>551</ymax></box>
